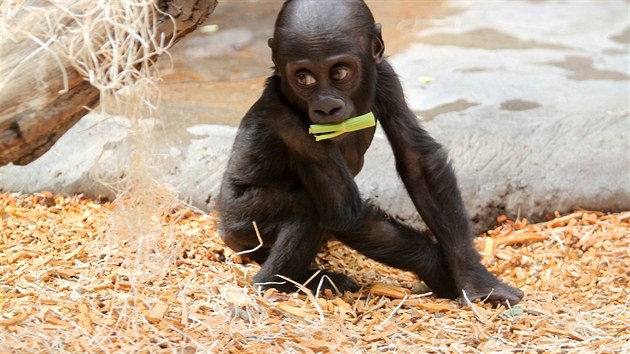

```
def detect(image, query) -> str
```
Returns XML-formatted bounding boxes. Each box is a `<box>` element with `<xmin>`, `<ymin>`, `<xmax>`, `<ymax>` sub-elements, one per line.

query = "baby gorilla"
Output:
<box><xmin>218</xmin><ymin>0</ymin><xmax>524</xmax><ymax>306</ymax></box>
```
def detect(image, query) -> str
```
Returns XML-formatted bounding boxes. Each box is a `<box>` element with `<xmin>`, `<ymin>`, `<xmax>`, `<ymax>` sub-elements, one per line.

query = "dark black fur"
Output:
<box><xmin>218</xmin><ymin>0</ymin><xmax>523</xmax><ymax>305</ymax></box>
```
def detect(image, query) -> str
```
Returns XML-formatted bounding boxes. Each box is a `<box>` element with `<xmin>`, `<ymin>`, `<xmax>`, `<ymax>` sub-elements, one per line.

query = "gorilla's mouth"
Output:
<box><xmin>308</xmin><ymin>112</ymin><xmax>376</xmax><ymax>141</ymax></box>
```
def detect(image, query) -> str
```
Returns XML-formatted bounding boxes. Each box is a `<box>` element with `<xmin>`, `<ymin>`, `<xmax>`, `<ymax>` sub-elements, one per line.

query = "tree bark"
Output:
<box><xmin>0</xmin><ymin>0</ymin><xmax>218</xmax><ymax>167</ymax></box>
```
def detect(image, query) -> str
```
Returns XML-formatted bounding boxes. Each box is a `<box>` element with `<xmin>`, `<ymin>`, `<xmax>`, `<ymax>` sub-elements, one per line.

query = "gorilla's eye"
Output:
<box><xmin>331</xmin><ymin>66</ymin><xmax>350</xmax><ymax>81</ymax></box>
<box><xmin>296</xmin><ymin>72</ymin><xmax>317</xmax><ymax>86</ymax></box>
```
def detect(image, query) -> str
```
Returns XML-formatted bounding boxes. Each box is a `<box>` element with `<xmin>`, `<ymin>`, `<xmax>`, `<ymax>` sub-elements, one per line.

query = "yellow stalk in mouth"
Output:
<box><xmin>308</xmin><ymin>112</ymin><xmax>376</xmax><ymax>141</ymax></box>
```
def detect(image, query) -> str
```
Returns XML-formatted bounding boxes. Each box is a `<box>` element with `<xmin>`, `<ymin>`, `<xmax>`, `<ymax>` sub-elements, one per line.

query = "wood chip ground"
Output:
<box><xmin>0</xmin><ymin>193</ymin><xmax>628</xmax><ymax>353</ymax></box>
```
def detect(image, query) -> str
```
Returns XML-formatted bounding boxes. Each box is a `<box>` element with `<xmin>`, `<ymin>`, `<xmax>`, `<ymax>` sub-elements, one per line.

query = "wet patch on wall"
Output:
<box><xmin>419</xmin><ymin>27</ymin><xmax>571</xmax><ymax>50</ymax></box>
<box><xmin>500</xmin><ymin>99</ymin><xmax>541</xmax><ymax>111</ymax></box>
<box><xmin>415</xmin><ymin>99</ymin><xmax>478</xmax><ymax>121</ymax></box>
<box><xmin>610</xmin><ymin>26</ymin><xmax>630</xmax><ymax>44</ymax></box>
<box><xmin>547</xmin><ymin>56</ymin><xmax>630</xmax><ymax>81</ymax></box>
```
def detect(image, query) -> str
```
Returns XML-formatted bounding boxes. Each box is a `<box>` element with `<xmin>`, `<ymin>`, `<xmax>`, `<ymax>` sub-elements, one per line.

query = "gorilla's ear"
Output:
<box><xmin>372</xmin><ymin>23</ymin><xmax>385</xmax><ymax>64</ymax></box>
<box><xmin>268</xmin><ymin>38</ymin><xmax>280</xmax><ymax>75</ymax></box>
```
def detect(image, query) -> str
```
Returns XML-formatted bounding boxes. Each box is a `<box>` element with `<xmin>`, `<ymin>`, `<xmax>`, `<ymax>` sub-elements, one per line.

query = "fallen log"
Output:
<box><xmin>0</xmin><ymin>0</ymin><xmax>218</xmax><ymax>166</ymax></box>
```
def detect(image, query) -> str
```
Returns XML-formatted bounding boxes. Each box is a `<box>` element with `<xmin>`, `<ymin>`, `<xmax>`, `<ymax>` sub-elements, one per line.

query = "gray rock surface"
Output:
<box><xmin>1</xmin><ymin>0</ymin><xmax>628</xmax><ymax>232</ymax></box>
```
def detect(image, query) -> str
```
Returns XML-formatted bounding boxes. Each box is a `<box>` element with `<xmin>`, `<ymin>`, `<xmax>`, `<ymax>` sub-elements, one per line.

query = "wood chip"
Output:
<box><xmin>495</xmin><ymin>232</ymin><xmax>548</xmax><ymax>245</ymax></box>
<box><xmin>277</xmin><ymin>303</ymin><xmax>318</xmax><ymax>322</ymax></box>
<box><xmin>0</xmin><ymin>309</ymin><xmax>30</xmax><ymax>327</ymax></box>
<box><xmin>415</xmin><ymin>302</ymin><xmax>452</xmax><ymax>313</ymax></box>
<box><xmin>43</xmin><ymin>311</ymin><xmax>70</xmax><ymax>327</ymax></box>
<box><xmin>147</xmin><ymin>302</ymin><xmax>169</xmax><ymax>323</ymax></box>
<box><xmin>369</xmin><ymin>283</ymin><xmax>411</xmax><ymax>299</ymax></box>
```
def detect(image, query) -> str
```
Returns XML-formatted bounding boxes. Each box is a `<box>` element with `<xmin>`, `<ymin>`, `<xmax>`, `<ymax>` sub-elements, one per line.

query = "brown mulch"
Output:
<box><xmin>0</xmin><ymin>192</ymin><xmax>628</xmax><ymax>353</ymax></box>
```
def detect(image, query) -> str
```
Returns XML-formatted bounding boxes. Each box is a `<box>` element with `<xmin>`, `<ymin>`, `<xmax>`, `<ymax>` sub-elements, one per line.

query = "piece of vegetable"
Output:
<box><xmin>308</xmin><ymin>112</ymin><xmax>376</xmax><ymax>141</ymax></box>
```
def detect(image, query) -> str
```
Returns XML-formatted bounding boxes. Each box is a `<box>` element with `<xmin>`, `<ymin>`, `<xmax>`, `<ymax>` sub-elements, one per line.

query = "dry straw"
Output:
<box><xmin>1</xmin><ymin>194</ymin><xmax>629</xmax><ymax>352</ymax></box>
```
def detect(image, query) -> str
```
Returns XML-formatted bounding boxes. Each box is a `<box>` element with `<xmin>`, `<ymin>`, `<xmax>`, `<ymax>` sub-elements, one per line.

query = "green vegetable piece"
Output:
<box><xmin>308</xmin><ymin>112</ymin><xmax>376</xmax><ymax>141</ymax></box>
<box><xmin>502</xmin><ymin>307</ymin><xmax>524</xmax><ymax>317</ymax></box>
